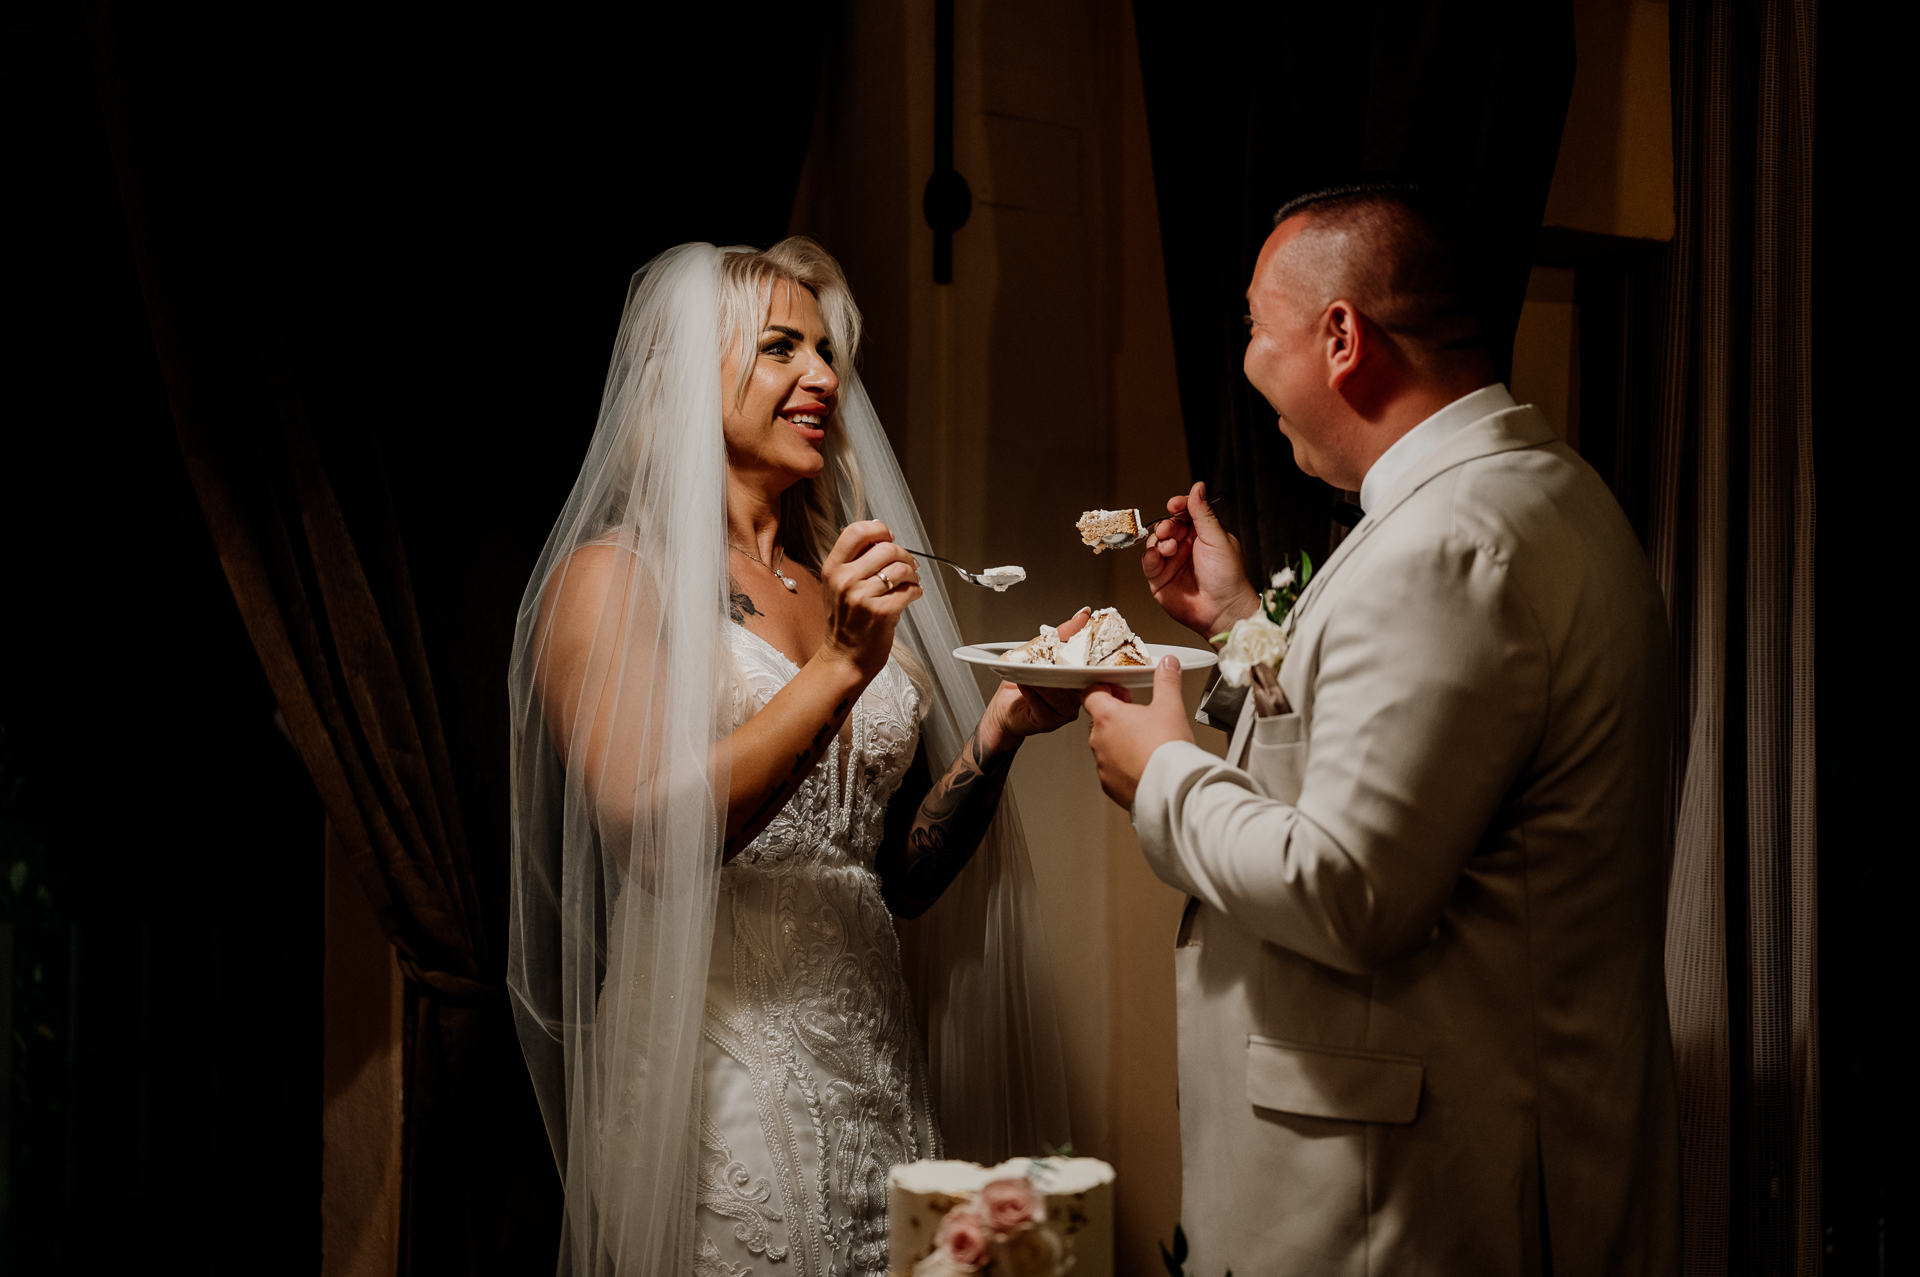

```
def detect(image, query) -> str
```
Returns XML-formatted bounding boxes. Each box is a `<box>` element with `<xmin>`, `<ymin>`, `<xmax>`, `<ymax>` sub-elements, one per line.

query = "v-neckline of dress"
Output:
<box><xmin>733</xmin><ymin>619</ymin><xmax>804</xmax><ymax>675</ymax></box>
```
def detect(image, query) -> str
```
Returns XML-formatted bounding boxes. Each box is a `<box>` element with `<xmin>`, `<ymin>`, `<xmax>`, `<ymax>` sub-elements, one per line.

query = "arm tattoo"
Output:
<box><xmin>723</xmin><ymin>696</ymin><xmax>852</xmax><ymax>861</ymax></box>
<box><xmin>727</xmin><ymin>579</ymin><xmax>763</xmax><ymax>627</ymax></box>
<box><xmin>880</xmin><ymin>728</ymin><xmax>1015</xmax><ymax>918</ymax></box>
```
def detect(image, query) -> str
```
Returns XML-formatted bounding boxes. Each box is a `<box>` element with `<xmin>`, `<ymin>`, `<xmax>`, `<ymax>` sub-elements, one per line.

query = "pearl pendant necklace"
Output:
<box><xmin>730</xmin><ymin>541</ymin><xmax>798</xmax><ymax>592</ymax></box>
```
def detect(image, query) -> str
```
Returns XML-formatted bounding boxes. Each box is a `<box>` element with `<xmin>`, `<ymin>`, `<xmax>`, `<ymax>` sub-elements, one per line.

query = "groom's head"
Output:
<box><xmin>1245</xmin><ymin>185</ymin><xmax>1494</xmax><ymax>489</ymax></box>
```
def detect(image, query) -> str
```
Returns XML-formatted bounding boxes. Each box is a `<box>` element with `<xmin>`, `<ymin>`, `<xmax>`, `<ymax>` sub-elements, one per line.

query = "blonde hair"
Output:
<box><xmin>716</xmin><ymin>237</ymin><xmax>866</xmax><ymax>571</ymax></box>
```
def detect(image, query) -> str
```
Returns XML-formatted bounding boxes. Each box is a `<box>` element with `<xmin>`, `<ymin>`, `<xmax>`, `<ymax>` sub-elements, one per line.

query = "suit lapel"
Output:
<box><xmin>1227</xmin><ymin>691</ymin><xmax>1258</xmax><ymax>769</ymax></box>
<box><xmin>1286</xmin><ymin>406</ymin><xmax>1557</xmax><ymax>629</ymax></box>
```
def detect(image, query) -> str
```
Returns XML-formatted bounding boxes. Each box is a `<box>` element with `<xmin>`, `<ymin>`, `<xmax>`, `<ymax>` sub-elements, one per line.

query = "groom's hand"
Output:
<box><xmin>1082</xmin><ymin>656</ymin><xmax>1194</xmax><ymax>810</ymax></box>
<box><xmin>1142</xmin><ymin>480</ymin><xmax>1261</xmax><ymax>641</ymax></box>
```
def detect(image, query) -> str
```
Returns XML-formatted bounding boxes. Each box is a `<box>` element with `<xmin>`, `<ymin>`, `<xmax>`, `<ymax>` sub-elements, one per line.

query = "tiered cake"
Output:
<box><xmin>887</xmin><ymin>1157</ymin><xmax>1115</xmax><ymax>1277</ymax></box>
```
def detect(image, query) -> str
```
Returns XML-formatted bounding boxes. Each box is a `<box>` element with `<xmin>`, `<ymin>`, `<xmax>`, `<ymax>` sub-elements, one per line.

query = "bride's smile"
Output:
<box><xmin>517</xmin><ymin>240</ymin><xmax>1074</xmax><ymax>1274</ymax></box>
<box><xmin>721</xmin><ymin>281</ymin><xmax>840</xmax><ymax>485</ymax></box>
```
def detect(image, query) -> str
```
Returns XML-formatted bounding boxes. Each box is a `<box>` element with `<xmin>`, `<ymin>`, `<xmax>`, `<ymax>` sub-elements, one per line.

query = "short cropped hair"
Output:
<box><xmin>1269</xmin><ymin>184</ymin><xmax>1487</xmax><ymax>365</ymax></box>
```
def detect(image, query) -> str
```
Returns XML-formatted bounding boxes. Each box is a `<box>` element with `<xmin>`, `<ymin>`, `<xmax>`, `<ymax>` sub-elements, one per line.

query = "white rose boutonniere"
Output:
<box><xmin>1211</xmin><ymin>550</ymin><xmax>1313</xmax><ymax>688</ymax></box>
<box><xmin>1217</xmin><ymin>610</ymin><xmax>1289</xmax><ymax>687</ymax></box>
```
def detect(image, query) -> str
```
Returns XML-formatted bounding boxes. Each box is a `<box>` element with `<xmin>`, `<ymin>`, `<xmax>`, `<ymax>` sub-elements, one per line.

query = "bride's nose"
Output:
<box><xmin>799</xmin><ymin>353</ymin><xmax>838</xmax><ymax>397</ymax></box>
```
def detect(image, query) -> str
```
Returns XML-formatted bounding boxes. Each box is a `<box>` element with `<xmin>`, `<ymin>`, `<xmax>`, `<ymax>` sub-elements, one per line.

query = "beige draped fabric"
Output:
<box><xmin>1647</xmin><ymin>2</ymin><xmax>1819</xmax><ymax>1273</ymax></box>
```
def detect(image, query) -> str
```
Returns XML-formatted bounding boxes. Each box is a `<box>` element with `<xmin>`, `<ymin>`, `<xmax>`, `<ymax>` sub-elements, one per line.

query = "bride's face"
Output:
<box><xmin>721</xmin><ymin>282</ymin><xmax>839</xmax><ymax>488</ymax></box>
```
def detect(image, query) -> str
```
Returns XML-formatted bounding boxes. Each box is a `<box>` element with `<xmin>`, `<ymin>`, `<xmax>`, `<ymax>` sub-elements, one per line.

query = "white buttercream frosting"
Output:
<box><xmin>977</xmin><ymin>565</ymin><xmax>1027</xmax><ymax>591</ymax></box>
<box><xmin>890</xmin><ymin>1156</ymin><xmax>1115</xmax><ymax>1196</ymax></box>
<box><xmin>1057</xmin><ymin>627</ymin><xmax>1093</xmax><ymax>666</ymax></box>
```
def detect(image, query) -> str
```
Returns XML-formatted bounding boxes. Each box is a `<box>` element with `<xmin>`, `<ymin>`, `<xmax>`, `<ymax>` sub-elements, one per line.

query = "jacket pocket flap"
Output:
<box><xmin>1251</xmin><ymin>711</ymin><xmax>1302</xmax><ymax>745</ymax></box>
<box><xmin>1246</xmin><ymin>1035</ymin><xmax>1423</xmax><ymax>1125</ymax></box>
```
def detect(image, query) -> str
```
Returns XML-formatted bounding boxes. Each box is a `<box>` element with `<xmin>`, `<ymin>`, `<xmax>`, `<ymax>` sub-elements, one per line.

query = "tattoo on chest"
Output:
<box><xmin>728</xmin><ymin>580</ymin><xmax>763</xmax><ymax>627</ymax></box>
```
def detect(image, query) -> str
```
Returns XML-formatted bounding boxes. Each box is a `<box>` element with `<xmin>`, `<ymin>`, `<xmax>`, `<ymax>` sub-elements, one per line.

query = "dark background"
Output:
<box><xmin>1806</xmin><ymin>2</ymin><xmax>1900</xmax><ymax>1270</ymax></box>
<box><xmin>0</xmin><ymin>0</ymin><xmax>1898</xmax><ymax>1272</ymax></box>
<box><xmin>2</xmin><ymin>1</ymin><xmax>820</xmax><ymax>1270</ymax></box>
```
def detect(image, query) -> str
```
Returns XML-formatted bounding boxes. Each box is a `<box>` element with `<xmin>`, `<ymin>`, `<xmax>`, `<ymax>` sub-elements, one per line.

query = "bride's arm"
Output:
<box><xmin>716</xmin><ymin>647</ymin><xmax>869</xmax><ymax>861</ymax></box>
<box><xmin>876</xmin><ymin>613</ymin><xmax>1087</xmax><ymax>919</ymax></box>
<box><xmin>875</xmin><ymin>713</ymin><xmax>1017</xmax><ymax>920</ymax></box>
<box><xmin>535</xmin><ymin>525</ymin><xmax>921</xmax><ymax>863</ymax></box>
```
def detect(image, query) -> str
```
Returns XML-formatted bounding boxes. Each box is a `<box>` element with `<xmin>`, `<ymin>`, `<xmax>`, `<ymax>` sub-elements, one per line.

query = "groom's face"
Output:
<box><xmin>1244</xmin><ymin>220</ymin><xmax>1336</xmax><ymax>480</ymax></box>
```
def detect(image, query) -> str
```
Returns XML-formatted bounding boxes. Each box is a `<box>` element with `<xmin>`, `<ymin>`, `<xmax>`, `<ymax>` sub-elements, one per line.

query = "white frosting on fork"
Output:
<box><xmin>977</xmin><ymin>565</ymin><xmax>1026</xmax><ymax>591</ymax></box>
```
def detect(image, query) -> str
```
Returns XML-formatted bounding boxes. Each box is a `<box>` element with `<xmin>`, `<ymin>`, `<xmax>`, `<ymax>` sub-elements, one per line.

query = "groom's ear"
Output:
<box><xmin>1323</xmin><ymin>299</ymin><xmax>1366</xmax><ymax>389</ymax></box>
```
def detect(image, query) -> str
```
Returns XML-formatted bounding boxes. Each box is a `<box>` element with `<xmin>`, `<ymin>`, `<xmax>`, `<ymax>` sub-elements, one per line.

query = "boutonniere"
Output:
<box><xmin>1210</xmin><ymin>550</ymin><xmax>1312</xmax><ymax>688</ymax></box>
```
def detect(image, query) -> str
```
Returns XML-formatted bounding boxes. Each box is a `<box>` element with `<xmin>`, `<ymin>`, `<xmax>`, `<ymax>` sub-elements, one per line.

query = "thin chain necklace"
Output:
<box><xmin>729</xmin><ymin>540</ymin><xmax>798</xmax><ymax>592</ymax></box>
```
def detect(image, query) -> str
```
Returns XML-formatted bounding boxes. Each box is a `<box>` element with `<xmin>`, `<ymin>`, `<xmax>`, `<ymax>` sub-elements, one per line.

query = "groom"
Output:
<box><xmin>1083</xmin><ymin>188</ymin><xmax>1680</xmax><ymax>1274</ymax></box>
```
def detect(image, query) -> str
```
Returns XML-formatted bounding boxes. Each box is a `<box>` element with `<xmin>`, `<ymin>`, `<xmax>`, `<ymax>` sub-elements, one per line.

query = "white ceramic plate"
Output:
<box><xmin>953</xmin><ymin>641</ymin><xmax>1219</xmax><ymax>689</ymax></box>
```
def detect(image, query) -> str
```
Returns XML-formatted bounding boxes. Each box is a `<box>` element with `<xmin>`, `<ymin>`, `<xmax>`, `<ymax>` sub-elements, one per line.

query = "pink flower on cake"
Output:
<box><xmin>935</xmin><ymin>1205</ymin><xmax>993</xmax><ymax>1267</ymax></box>
<box><xmin>977</xmin><ymin>1176</ymin><xmax>1044</xmax><ymax>1235</ymax></box>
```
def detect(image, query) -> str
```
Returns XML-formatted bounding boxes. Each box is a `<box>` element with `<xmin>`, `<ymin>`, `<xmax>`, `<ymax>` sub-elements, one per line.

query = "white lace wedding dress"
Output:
<box><xmin>694</xmin><ymin>625</ymin><xmax>943</xmax><ymax>1277</ymax></box>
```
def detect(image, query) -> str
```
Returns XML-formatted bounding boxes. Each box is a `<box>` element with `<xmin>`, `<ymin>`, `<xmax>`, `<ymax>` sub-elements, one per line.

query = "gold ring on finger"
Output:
<box><xmin>878</xmin><ymin>569</ymin><xmax>895</xmax><ymax>592</ymax></box>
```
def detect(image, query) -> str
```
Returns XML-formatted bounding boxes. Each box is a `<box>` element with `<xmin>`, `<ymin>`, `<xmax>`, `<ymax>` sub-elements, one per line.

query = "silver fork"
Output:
<box><xmin>897</xmin><ymin>546</ymin><xmax>1026</xmax><ymax>592</ymax></box>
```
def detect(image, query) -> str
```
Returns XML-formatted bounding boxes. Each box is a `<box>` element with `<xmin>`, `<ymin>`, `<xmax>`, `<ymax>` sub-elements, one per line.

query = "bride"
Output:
<box><xmin>508</xmin><ymin>239</ymin><xmax>1076</xmax><ymax>1276</ymax></box>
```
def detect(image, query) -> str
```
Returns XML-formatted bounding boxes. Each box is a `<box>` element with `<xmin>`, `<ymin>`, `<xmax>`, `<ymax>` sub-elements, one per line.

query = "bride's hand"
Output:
<box><xmin>819</xmin><ymin>520</ymin><xmax>923</xmax><ymax>680</ymax></box>
<box><xmin>980</xmin><ymin>608</ymin><xmax>1091</xmax><ymax>749</ymax></box>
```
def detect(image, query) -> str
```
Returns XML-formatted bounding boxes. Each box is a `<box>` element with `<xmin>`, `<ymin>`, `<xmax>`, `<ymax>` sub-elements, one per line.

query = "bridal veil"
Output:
<box><xmin>506</xmin><ymin>242</ymin><xmax>1071</xmax><ymax>1274</ymax></box>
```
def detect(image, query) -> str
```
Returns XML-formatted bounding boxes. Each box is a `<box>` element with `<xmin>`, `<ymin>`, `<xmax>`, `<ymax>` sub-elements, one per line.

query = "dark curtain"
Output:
<box><xmin>1497</xmin><ymin>0</ymin><xmax>1828</xmax><ymax>1269</ymax></box>
<box><xmin>4</xmin><ymin>8</ymin><xmax>327</xmax><ymax>1270</ymax></box>
<box><xmin>83</xmin><ymin>3</ymin><xmax>823</xmax><ymax>1271</ymax></box>
<box><xmin>1587</xmin><ymin>1</ymin><xmax>1820</xmax><ymax>1273</ymax></box>
<box><xmin>1131</xmin><ymin>0</ymin><xmax>1574</xmax><ymax>585</ymax></box>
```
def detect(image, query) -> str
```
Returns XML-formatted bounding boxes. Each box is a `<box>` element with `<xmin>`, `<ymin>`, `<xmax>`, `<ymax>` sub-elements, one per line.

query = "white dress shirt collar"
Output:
<box><xmin>1357</xmin><ymin>383</ymin><xmax>1516</xmax><ymax>516</ymax></box>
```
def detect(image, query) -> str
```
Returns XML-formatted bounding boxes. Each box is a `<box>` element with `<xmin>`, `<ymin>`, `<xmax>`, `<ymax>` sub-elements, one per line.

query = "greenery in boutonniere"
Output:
<box><xmin>1210</xmin><ymin>549</ymin><xmax>1313</xmax><ymax>687</ymax></box>
<box><xmin>1160</xmin><ymin>1223</ymin><xmax>1231</xmax><ymax>1277</ymax></box>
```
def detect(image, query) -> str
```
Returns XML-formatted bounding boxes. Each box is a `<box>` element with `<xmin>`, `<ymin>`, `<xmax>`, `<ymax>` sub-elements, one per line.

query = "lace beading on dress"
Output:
<box><xmin>696</xmin><ymin>626</ymin><xmax>941</xmax><ymax>1277</ymax></box>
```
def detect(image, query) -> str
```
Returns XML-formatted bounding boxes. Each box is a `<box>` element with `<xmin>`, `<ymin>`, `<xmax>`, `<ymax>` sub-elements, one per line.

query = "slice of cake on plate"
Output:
<box><xmin>1013</xmin><ymin>607</ymin><xmax>1147</xmax><ymax>669</ymax></box>
<box><xmin>1002</xmin><ymin>624</ymin><xmax>1059</xmax><ymax>665</ymax></box>
<box><xmin>1077</xmin><ymin>607</ymin><xmax>1149</xmax><ymax>667</ymax></box>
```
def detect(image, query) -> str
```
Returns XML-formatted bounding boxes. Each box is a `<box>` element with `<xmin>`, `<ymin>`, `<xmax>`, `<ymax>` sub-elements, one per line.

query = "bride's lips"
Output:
<box><xmin>781</xmin><ymin>404</ymin><xmax>829</xmax><ymax>443</ymax></box>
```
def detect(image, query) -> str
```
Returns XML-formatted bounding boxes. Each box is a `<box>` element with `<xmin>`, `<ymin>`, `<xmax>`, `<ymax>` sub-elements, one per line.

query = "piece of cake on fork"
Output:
<box><xmin>1074</xmin><ymin>508</ymin><xmax>1145</xmax><ymax>554</ymax></box>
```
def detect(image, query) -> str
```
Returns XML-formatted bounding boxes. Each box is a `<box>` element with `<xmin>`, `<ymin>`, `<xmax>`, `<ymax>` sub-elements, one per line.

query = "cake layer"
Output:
<box><xmin>1076</xmin><ymin>508</ymin><xmax>1144</xmax><ymax>554</ymax></box>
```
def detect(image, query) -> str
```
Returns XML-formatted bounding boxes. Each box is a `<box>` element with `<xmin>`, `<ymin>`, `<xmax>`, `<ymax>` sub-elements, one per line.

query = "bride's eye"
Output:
<box><xmin>761</xmin><ymin>338</ymin><xmax>794</xmax><ymax>358</ymax></box>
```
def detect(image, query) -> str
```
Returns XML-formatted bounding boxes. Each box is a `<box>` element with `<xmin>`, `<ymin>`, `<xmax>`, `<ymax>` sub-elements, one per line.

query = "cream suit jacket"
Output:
<box><xmin>1133</xmin><ymin>404</ymin><xmax>1681</xmax><ymax>1276</ymax></box>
